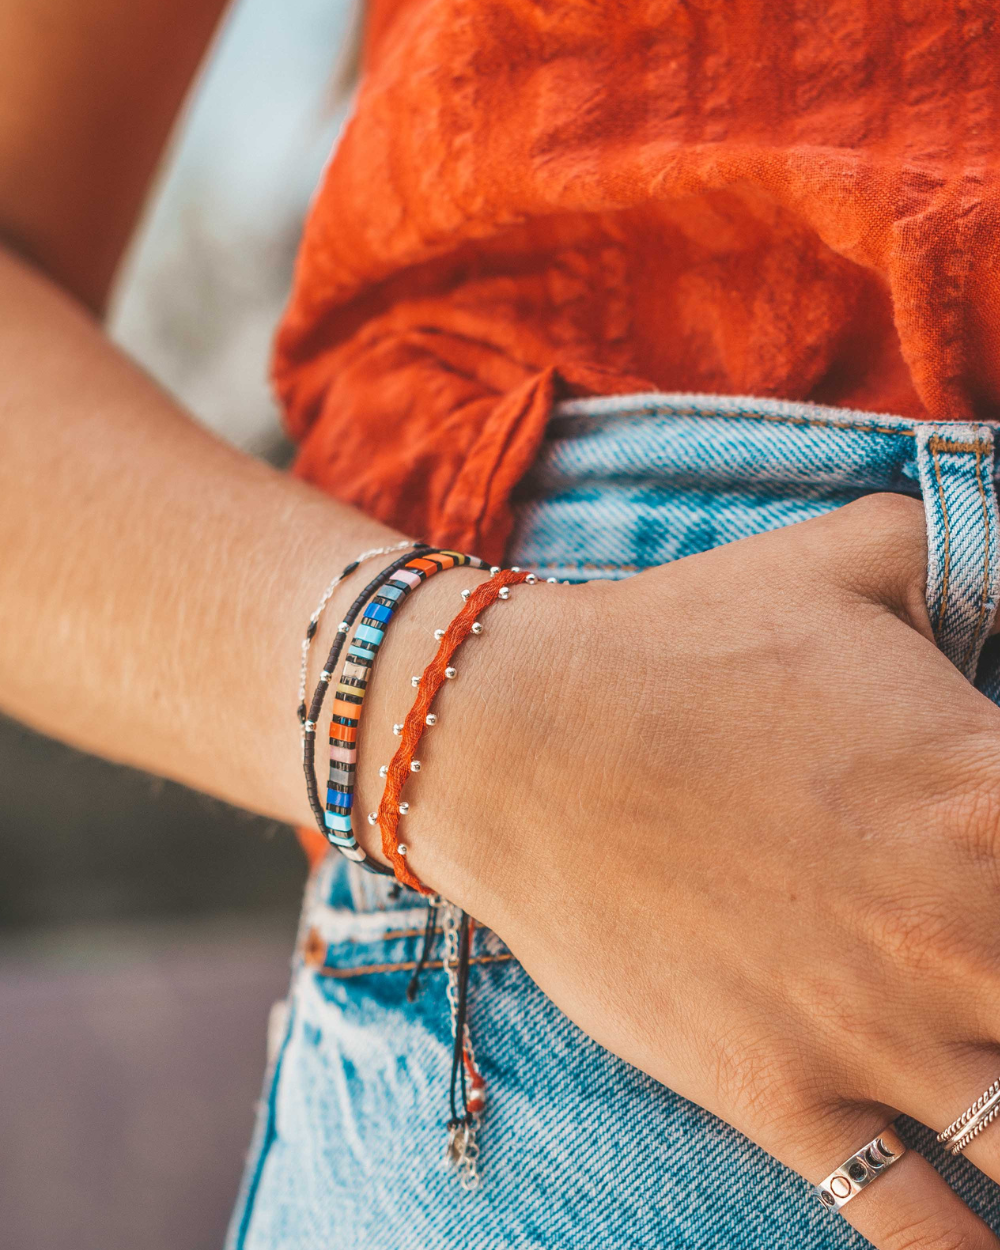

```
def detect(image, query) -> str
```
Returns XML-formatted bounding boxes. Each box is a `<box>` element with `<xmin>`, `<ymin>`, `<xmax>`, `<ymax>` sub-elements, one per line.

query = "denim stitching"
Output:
<box><xmin>556</xmin><ymin>402</ymin><xmax>916</xmax><ymax>440</ymax></box>
<box><xmin>961</xmin><ymin>447</ymin><xmax>993</xmax><ymax>674</ymax></box>
<box><xmin>315</xmin><ymin>952</ymin><xmax>515</xmax><ymax>979</ymax></box>
<box><xmin>930</xmin><ymin>442</ymin><xmax>953</xmax><ymax>633</ymax></box>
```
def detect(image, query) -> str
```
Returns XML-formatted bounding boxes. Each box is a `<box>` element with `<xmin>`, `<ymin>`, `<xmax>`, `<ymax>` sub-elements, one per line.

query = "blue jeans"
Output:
<box><xmin>229</xmin><ymin>393</ymin><xmax>1000</xmax><ymax>1249</ymax></box>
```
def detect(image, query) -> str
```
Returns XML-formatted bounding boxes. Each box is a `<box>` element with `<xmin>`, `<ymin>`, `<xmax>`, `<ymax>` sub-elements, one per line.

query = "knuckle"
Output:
<box><xmin>864</xmin><ymin>887</ymin><xmax>987</xmax><ymax>983</ymax></box>
<box><xmin>706</xmin><ymin>1026</ymin><xmax>830</xmax><ymax>1138</ymax></box>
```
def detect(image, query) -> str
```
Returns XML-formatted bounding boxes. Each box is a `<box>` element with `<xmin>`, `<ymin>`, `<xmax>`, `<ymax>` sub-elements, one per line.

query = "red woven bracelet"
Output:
<box><xmin>376</xmin><ymin>567</ymin><xmax>531</xmax><ymax>891</ymax></box>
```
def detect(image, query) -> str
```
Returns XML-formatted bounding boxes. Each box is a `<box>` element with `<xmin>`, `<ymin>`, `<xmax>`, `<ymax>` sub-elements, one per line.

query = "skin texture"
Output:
<box><xmin>3</xmin><ymin>2</ymin><xmax>1000</xmax><ymax>1246</ymax></box>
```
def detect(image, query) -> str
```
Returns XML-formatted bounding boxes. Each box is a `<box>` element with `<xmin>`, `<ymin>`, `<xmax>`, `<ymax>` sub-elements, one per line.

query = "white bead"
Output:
<box><xmin>379</xmin><ymin>765</ymin><xmax>388</xmax><ymax>778</ymax></box>
<box><xmin>525</xmin><ymin>573</ymin><xmax>537</xmax><ymax>584</ymax></box>
<box><xmin>511</xmin><ymin>566</ymin><xmax>521</xmax><ymax>572</ymax></box>
<box><xmin>470</xmin><ymin>621</ymin><xmax>484</xmax><ymax>635</ymax></box>
<box><xmin>393</xmin><ymin>723</ymin><xmax>404</xmax><ymax>735</ymax></box>
<box><xmin>546</xmin><ymin>577</ymin><xmax>558</xmax><ymax>584</ymax></box>
<box><xmin>434</xmin><ymin>628</ymin><xmax>446</xmax><ymax>640</ymax></box>
<box><xmin>320</xmin><ymin>670</ymin><xmax>332</xmax><ymax>681</ymax></box>
<box><xmin>338</xmin><ymin>621</ymin><xmax>349</xmax><ymax>632</ymax></box>
<box><xmin>397</xmin><ymin>844</ymin><xmax>409</xmax><ymax>856</ymax></box>
<box><xmin>399</xmin><ymin>802</ymin><xmax>410</xmax><ymax>814</ymax></box>
<box><xmin>498</xmin><ymin>586</ymin><xmax>510</xmax><ymax>600</ymax></box>
<box><xmin>367</xmin><ymin>812</ymin><xmax>378</xmax><ymax>825</ymax></box>
<box><xmin>411</xmin><ymin>675</ymin><xmax>421</xmax><ymax>688</ymax></box>
<box><xmin>304</xmin><ymin>720</ymin><xmax>316</xmax><ymax>732</ymax></box>
<box><xmin>461</xmin><ymin>588</ymin><xmax>472</xmax><ymax>601</ymax></box>
<box><xmin>410</xmin><ymin>760</ymin><xmax>421</xmax><ymax>772</ymax></box>
<box><xmin>490</xmin><ymin>566</ymin><xmax>501</xmax><ymax>575</ymax></box>
<box><xmin>444</xmin><ymin>667</ymin><xmax>457</xmax><ymax>679</ymax></box>
<box><xmin>425</xmin><ymin>713</ymin><xmax>438</xmax><ymax>726</ymax></box>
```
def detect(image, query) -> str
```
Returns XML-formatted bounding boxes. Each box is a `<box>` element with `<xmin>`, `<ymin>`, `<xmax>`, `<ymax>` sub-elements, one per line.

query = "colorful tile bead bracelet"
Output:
<box><xmin>300</xmin><ymin>544</ymin><xmax>441</xmax><ymax>876</ymax></box>
<box><xmin>318</xmin><ymin>550</ymin><xmax>490</xmax><ymax>871</ymax></box>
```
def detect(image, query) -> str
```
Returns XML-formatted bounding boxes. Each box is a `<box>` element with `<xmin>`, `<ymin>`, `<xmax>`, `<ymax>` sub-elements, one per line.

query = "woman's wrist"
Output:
<box><xmin>340</xmin><ymin>562</ymin><xmax>585</xmax><ymax>907</ymax></box>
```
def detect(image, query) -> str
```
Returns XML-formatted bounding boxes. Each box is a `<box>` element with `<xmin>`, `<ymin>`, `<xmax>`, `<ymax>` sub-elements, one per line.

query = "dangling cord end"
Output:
<box><xmin>443</xmin><ymin>909</ymin><xmax>484</xmax><ymax>1189</ymax></box>
<box><xmin>407</xmin><ymin>898</ymin><xmax>439</xmax><ymax>1002</ymax></box>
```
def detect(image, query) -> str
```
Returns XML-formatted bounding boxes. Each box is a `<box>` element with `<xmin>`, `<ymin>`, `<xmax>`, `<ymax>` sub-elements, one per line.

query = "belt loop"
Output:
<box><xmin>914</xmin><ymin>424</ymin><xmax>1000</xmax><ymax>680</ymax></box>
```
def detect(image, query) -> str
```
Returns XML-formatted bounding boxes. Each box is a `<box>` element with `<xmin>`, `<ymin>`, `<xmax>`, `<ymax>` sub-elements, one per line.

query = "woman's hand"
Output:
<box><xmin>369</xmin><ymin>493</ymin><xmax>1000</xmax><ymax>1249</ymax></box>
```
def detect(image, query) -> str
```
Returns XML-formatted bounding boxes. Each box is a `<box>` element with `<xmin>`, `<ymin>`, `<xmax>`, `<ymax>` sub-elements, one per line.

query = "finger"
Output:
<box><xmin>785</xmin><ymin>1103</ymin><xmax>1000</xmax><ymax>1250</ymax></box>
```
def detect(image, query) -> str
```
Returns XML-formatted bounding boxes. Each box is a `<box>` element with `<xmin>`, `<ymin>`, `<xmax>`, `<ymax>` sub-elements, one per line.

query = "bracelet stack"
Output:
<box><xmin>297</xmin><ymin>543</ymin><xmax>541</xmax><ymax>1190</ymax></box>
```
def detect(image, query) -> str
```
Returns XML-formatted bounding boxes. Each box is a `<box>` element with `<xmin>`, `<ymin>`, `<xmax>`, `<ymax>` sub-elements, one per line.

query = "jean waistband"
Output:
<box><xmin>508</xmin><ymin>391</ymin><xmax>1000</xmax><ymax>685</ymax></box>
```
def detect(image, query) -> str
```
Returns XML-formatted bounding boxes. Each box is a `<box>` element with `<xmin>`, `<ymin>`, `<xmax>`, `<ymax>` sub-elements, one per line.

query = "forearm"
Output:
<box><xmin>0</xmin><ymin>244</ymin><xmax>426</xmax><ymax>827</ymax></box>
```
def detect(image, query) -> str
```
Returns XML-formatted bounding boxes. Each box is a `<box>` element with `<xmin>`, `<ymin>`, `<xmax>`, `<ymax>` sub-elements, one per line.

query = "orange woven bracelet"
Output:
<box><xmin>375</xmin><ymin>567</ymin><xmax>532</xmax><ymax>892</ymax></box>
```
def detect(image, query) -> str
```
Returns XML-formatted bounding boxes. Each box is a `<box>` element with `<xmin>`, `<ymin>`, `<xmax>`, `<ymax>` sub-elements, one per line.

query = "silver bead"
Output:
<box><xmin>399</xmin><ymin>802</ymin><xmax>410</xmax><ymax>814</ymax></box>
<box><xmin>546</xmin><ymin>577</ymin><xmax>558</xmax><ymax>584</ymax></box>
<box><xmin>511</xmin><ymin>566</ymin><xmax>521</xmax><ymax>572</ymax></box>
<box><xmin>393</xmin><ymin>723</ymin><xmax>404</xmax><ymax>735</ymax></box>
<box><xmin>304</xmin><ymin>720</ymin><xmax>316</xmax><ymax>732</ymax></box>
<box><xmin>338</xmin><ymin>621</ymin><xmax>349</xmax><ymax>632</ymax></box>
<box><xmin>397</xmin><ymin>843</ymin><xmax>409</xmax><ymax>856</ymax></box>
<box><xmin>320</xmin><ymin>670</ymin><xmax>332</xmax><ymax>682</ymax></box>
<box><xmin>490</xmin><ymin>566</ymin><xmax>501</xmax><ymax>575</ymax></box>
<box><xmin>379</xmin><ymin>764</ymin><xmax>388</xmax><ymax>778</ymax></box>
<box><xmin>461</xmin><ymin>588</ymin><xmax>472</xmax><ymax>601</ymax></box>
<box><xmin>367</xmin><ymin>812</ymin><xmax>378</xmax><ymax>825</ymax></box>
<box><xmin>411</xmin><ymin>675</ymin><xmax>421</xmax><ymax>688</ymax></box>
<box><xmin>410</xmin><ymin>760</ymin><xmax>421</xmax><ymax>772</ymax></box>
<box><xmin>470</xmin><ymin>621</ymin><xmax>484</xmax><ymax>635</ymax></box>
<box><xmin>444</xmin><ymin>667</ymin><xmax>457</xmax><ymax>679</ymax></box>
<box><xmin>434</xmin><ymin>627</ymin><xmax>446</xmax><ymax>640</ymax></box>
<box><xmin>498</xmin><ymin>586</ymin><xmax>510</xmax><ymax>600</ymax></box>
<box><xmin>525</xmin><ymin>573</ymin><xmax>537</xmax><ymax>584</ymax></box>
<box><xmin>425</xmin><ymin>713</ymin><xmax>438</xmax><ymax>726</ymax></box>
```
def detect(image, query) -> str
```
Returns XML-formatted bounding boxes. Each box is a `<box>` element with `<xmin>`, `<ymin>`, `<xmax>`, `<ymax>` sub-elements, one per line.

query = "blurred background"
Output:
<box><xmin>0</xmin><ymin>2</ymin><xmax>355</xmax><ymax>1246</ymax></box>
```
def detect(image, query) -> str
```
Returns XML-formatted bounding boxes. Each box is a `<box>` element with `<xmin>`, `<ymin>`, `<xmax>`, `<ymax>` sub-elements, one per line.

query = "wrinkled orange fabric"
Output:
<box><xmin>283</xmin><ymin>0</ymin><xmax>1000</xmax><ymax>866</ymax></box>
<box><xmin>277</xmin><ymin>0</ymin><xmax>1000</xmax><ymax>571</ymax></box>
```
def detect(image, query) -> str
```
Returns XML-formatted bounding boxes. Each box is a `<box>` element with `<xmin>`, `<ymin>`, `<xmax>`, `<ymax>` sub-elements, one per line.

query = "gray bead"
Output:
<box><xmin>444</xmin><ymin>667</ymin><xmax>457</xmax><ymax>679</ymax></box>
<box><xmin>425</xmin><ymin>713</ymin><xmax>438</xmax><ymax>726</ymax></box>
<box><xmin>471</xmin><ymin>621</ymin><xmax>484</xmax><ymax>635</ymax></box>
<box><xmin>411</xmin><ymin>675</ymin><xmax>421</xmax><ymax>687</ymax></box>
<box><xmin>461</xmin><ymin>588</ymin><xmax>472</xmax><ymax>601</ymax></box>
<box><xmin>490</xmin><ymin>566</ymin><xmax>501</xmax><ymax>575</ymax></box>
<box><xmin>338</xmin><ymin>621</ymin><xmax>349</xmax><ymax>632</ymax></box>
<box><xmin>379</xmin><ymin>765</ymin><xmax>388</xmax><ymax>778</ymax></box>
<box><xmin>525</xmin><ymin>573</ymin><xmax>537</xmax><ymax>584</ymax></box>
<box><xmin>398</xmin><ymin>802</ymin><xmax>410</xmax><ymax>814</ymax></box>
<box><xmin>393</xmin><ymin>723</ymin><xmax>404</xmax><ymax>735</ymax></box>
<box><xmin>304</xmin><ymin>720</ymin><xmax>316</xmax><ymax>732</ymax></box>
<box><xmin>367</xmin><ymin>812</ymin><xmax>378</xmax><ymax>825</ymax></box>
<box><xmin>410</xmin><ymin>760</ymin><xmax>421</xmax><ymax>772</ymax></box>
<box><xmin>546</xmin><ymin>577</ymin><xmax>558</xmax><ymax>584</ymax></box>
<box><xmin>498</xmin><ymin>586</ymin><xmax>510</xmax><ymax>600</ymax></box>
<box><xmin>397</xmin><ymin>844</ymin><xmax>409</xmax><ymax>856</ymax></box>
<box><xmin>434</xmin><ymin>628</ymin><xmax>446</xmax><ymax>640</ymax></box>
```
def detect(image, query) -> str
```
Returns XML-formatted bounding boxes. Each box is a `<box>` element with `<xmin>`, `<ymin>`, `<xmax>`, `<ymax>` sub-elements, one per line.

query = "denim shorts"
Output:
<box><xmin>228</xmin><ymin>393</ymin><xmax>1000</xmax><ymax>1249</ymax></box>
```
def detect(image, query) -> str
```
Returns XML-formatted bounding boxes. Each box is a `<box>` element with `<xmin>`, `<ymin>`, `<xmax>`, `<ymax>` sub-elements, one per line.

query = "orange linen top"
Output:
<box><xmin>276</xmin><ymin>0</ymin><xmax>1000</xmax><ymax>569</ymax></box>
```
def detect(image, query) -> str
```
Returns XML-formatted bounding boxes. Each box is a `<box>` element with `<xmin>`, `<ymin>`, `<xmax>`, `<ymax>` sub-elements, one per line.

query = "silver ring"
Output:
<box><xmin>937</xmin><ymin>1078</ymin><xmax>1000</xmax><ymax>1156</ymax></box>
<box><xmin>813</xmin><ymin>1127</ymin><xmax>906</xmax><ymax>1213</ymax></box>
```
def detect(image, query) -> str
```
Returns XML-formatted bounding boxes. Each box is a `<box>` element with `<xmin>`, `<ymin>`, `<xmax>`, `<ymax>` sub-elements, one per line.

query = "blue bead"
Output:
<box><xmin>355</xmin><ymin>623</ymin><xmax>384</xmax><ymax>645</ymax></box>
<box><xmin>326</xmin><ymin>788</ymin><xmax>353</xmax><ymax>809</ymax></box>
<box><xmin>366</xmin><ymin>602</ymin><xmax>393</xmax><ymax>623</ymax></box>
<box><xmin>324</xmin><ymin>811</ymin><xmax>353</xmax><ymax>832</ymax></box>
